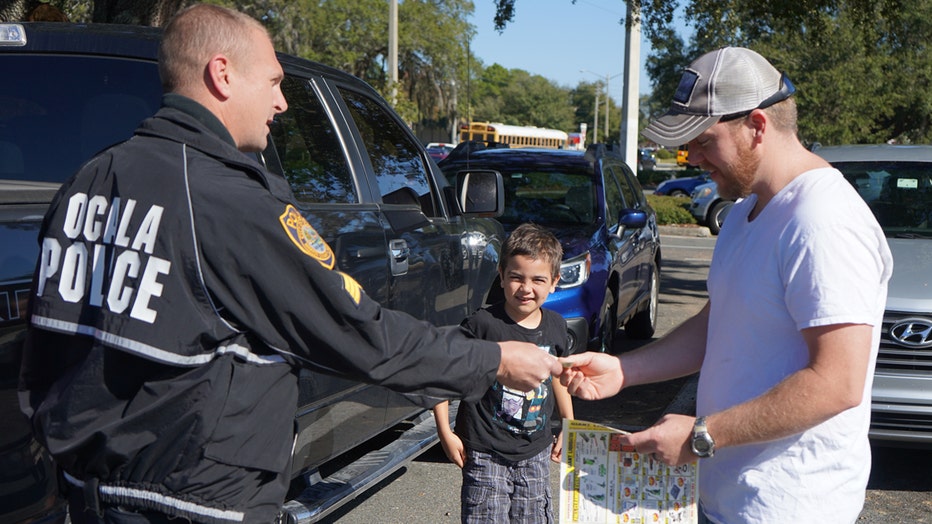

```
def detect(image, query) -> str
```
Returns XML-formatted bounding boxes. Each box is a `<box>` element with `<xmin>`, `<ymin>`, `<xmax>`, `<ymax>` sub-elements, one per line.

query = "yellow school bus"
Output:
<box><xmin>676</xmin><ymin>144</ymin><xmax>690</xmax><ymax>166</ymax></box>
<box><xmin>458</xmin><ymin>121</ymin><xmax>568</xmax><ymax>149</ymax></box>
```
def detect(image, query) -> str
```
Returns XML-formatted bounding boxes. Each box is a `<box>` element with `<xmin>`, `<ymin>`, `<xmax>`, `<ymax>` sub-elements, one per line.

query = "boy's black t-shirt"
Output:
<box><xmin>454</xmin><ymin>301</ymin><xmax>570</xmax><ymax>461</ymax></box>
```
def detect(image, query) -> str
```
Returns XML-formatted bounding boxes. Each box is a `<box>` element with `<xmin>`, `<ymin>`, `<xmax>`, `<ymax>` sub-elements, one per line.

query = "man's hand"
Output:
<box><xmin>497</xmin><ymin>341</ymin><xmax>561</xmax><ymax>391</ymax></box>
<box><xmin>557</xmin><ymin>352</ymin><xmax>624</xmax><ymax>400</ymax></box>
<box><xmin>618</xmin><ymin>414</ymin><xmax>696</xmax><ymax>467</ymax></box>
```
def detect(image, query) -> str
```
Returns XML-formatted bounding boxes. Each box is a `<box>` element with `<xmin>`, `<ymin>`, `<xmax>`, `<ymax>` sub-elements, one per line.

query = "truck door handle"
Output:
<box><xmin>390</xmin><ymin>239</ymin><xmax>409</xmax><ymax>276</ymax></box>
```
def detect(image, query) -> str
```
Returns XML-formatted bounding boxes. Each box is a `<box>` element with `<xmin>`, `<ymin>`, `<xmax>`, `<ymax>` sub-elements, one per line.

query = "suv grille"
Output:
<box><xmin>878</xmin><ymin>311</ymin><xmax>932</xmax><ymax>371</ymax></box>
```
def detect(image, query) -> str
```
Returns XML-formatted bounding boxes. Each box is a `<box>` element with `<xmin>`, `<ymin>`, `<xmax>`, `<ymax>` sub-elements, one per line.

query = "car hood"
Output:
<box><xmin>886</xmin><ymin>237</ymin><xmax>932</xmax><ymax>313</ymax></box>
<box><xmin>501</xmin><ymin>222</ymin><xmax>598</xmax><ymax>260</ymax></box>
<box><xmin>550</xmin><ymin>224</ymin><xmax>599</xmax><ymax>259</ymax></box>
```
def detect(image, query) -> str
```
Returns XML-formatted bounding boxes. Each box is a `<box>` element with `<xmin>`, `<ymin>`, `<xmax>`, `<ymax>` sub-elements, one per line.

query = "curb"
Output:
<box><xmin>658</xmin><ymin>225</ymin><xmax>712</xmax><ymax>238</ymax></box>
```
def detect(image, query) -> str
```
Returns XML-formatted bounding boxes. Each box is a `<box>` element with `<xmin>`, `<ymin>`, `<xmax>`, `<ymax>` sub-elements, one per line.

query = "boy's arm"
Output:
<box><xmin>553</xmin><ymin>379</ymin><xmax>574</xmax><ymax>421</ymax></box>
<box><xmin>432</xmin><ymin>400</ymin><xmax>454</xmax><ymax>438</ymax></box>
<box><xmin>432</xmin><ymin>400</ymin><xmax>466</xmax><ymax>467</ymax></box>
<box><xmin>551</xmin><ymin>378</ymin><xmax>574</xmax><ymax>462</ymax></box>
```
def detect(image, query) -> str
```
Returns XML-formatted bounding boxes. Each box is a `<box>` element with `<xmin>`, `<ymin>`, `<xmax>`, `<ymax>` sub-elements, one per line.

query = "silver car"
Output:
<box><xmin>815</xmin><ymin>144</ymin><xmax>932</xmax><ymax>447</ymax></box>
<box><xmin>689</xmin><ymin>180</ymin><xmax>734</xmax><ymax>235</ymax></box>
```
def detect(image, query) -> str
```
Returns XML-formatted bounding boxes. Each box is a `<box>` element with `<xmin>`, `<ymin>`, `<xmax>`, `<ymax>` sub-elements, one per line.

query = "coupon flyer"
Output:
<box><xmin>559</xmin><ymin>419</ymin><xmax>698</xmax><ymax>524</ymax></box>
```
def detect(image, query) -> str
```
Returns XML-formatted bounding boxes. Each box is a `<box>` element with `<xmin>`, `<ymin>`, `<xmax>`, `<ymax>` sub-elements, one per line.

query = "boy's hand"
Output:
<box><xmin>551</xmin><ymin>432</ymin><xmax>565</xmax><ymax>463</ymax></box>
<box><xmin>439</xmin><ymin>432</ymin><xmax>467</xmax><ymax>468</ymax></box>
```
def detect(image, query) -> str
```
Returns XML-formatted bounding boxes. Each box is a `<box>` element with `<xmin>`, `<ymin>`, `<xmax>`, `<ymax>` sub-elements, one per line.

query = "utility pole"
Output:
<box><xmin>450</xmin><ymin>80</ymin><xmax>457</xmax><ymax>144</ymax></box>
<box><xmin>620</xmin><ymin>2</ymin><xmax>641</xmax><ymax>172</ymax></box>
<box><xmin>388</xmin><ymin>0</ymin><xmax>398</xmax><ymax>105</ymax></box>
<box><xmin>593</xmin><ymin>90</ymin><xmax>600</xmax><ymax>144</ymax></box>
<box><xmin>604</xmin><ymin>76</ymin><xmax>610</xmax><ymax>141</ymax></box>
<box><xmin>581</xmin><ymin>69</ymin><xmax>622</xmax><ymax>145</ymax></box>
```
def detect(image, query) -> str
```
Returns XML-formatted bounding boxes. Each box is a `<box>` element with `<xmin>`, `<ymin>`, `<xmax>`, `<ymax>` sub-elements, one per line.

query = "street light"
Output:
<box><xmin>580</xmin><ymin>69</ymin><xmax>623</xmax><ymax>144</ymax></box>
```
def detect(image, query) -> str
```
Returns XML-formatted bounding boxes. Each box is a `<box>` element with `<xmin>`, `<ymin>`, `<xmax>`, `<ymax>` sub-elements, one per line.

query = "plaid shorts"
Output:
<box><xmin>461</xmin><ymin>446</ymin><xmax>554</xmax><ymax>524</ymax></box>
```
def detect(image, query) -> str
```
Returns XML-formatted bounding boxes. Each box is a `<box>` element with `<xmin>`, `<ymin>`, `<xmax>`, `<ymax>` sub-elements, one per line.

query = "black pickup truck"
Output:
<box><xmin>0</xmin><ymin>22</ymin><xmax>504</xmax><ymax>523</ymax></box>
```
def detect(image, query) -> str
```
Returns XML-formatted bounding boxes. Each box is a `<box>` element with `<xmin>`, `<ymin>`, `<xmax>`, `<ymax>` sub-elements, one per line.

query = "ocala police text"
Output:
<box><xmin>36</xmin><ymin>192</ymin><xmax>171</xmax><ymax>324</ymax></box>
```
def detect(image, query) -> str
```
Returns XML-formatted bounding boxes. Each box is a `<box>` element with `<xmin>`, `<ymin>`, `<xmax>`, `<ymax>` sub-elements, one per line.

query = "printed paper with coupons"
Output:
<box><xmin>560</xmin><ymin>419</ymin><xmax>699</xmax><ymax>524</ymax></box>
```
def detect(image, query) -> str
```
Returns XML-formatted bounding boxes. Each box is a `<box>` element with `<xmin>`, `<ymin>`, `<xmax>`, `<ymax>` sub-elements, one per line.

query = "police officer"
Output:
<box><xmin>18</xmin><ymin>5</ymin><xmax>561</xmax><ymax>523</ymax></box>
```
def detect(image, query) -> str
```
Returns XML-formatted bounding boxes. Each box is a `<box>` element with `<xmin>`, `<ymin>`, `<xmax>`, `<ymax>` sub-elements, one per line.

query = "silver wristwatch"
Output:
<box><xmin>691</xmin><ymin>416</ymin><xmax>715</xmax><ymax>458</ymax></box>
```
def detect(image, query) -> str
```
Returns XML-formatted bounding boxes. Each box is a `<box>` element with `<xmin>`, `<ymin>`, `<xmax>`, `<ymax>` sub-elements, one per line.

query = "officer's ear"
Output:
<box><xmin>205</xmin><ymin>53</ymin><xmax>233</xmax><ymax>100</ymax></box>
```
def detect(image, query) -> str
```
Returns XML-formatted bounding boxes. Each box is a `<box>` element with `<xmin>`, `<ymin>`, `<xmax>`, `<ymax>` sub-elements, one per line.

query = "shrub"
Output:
<box><xmin>647</xmin><ymin>194</ymin><xmax>697</xmax><ymax>225</ymax></box>
<box><xmin>654</xmin><ymin>148</ymin><xmax>674</xmax><ymax>160</ymax></box>
<box><xmin>638</xmin><ymin>169</ymin><xmax>672</xmax><ymax>187</ymax></box>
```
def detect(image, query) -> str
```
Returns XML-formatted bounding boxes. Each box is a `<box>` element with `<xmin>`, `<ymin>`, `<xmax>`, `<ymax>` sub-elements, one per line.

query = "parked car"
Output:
<box><xmin>638</xmin><ymin>147</ymin><xmax>657</xmax><ymax>171</ymax></box>
<box><xmin>425</xmin><ymin>142</ymin><xmax>454</xmax><ymax>161</ymax></box>
<box><xmin>814</xmin><ymin>144</ymin><xmax>932</xmax><ymax>448</ymax></box>
<box><xmin>0</xmin><ymin>22</ymin><xmax>506</xmax><ymax>523</ymax></box>
<box><xmin>690</xmin><ymin>180</ymin><xmax>734</xmax><ymax>235</ymax></box>
<box><xmin>439</xmin><ymin>143</ymin><xmax>662</xmax><ymax>353</ymax></box>
<box><xmin>653</xmin><ymin>172</ymin><xmax>712</xmax><ymax>197</ymax></box>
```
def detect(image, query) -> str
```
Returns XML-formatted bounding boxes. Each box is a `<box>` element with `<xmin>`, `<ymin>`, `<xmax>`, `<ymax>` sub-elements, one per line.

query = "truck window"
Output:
<box><xmin>270</xmin><ymin>76</ymin><xmax>357</xmax><ymax>204</ymax></box>
<box><xmin>0</xmin><ymin>55</ymin><xmax>161</xmax><ymax>184</ymax></box>
<box><xmin>339</xmin><ymin>88</ymin><xmax>438</xmax><ymax>217</ymax></box>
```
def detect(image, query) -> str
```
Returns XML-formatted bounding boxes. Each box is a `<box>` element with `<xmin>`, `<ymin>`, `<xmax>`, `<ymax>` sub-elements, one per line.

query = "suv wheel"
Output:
<box><xmin>598</xmin><ymin>290</ymin><xmax>618</xmax><ymax>353</ymax></box>
<box><xmin>624</xmin><ymin>262</ymin><xmax>658</xmax><ymax>340</ymax></box>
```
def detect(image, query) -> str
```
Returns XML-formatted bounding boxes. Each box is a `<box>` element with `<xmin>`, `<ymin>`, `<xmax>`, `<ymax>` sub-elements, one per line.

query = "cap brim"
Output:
<box><xmin>642</xmin><ymin>112</ymin><xmax>722</xmax><ymax>147</ymax></box>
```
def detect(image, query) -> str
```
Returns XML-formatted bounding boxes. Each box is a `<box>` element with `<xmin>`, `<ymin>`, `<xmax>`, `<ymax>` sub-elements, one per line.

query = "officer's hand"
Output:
<box><xmin>496</xmin><ymin>341</ymin><xmax>561</xmax><ymax>391</ymax></box>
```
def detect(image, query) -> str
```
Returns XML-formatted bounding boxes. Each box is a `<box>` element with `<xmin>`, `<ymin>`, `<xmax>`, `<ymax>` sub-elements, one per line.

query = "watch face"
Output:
<box><xmin>692</xmin><ymin>431</ymin><xmax>714</xmax><ymax>457</ymax></box>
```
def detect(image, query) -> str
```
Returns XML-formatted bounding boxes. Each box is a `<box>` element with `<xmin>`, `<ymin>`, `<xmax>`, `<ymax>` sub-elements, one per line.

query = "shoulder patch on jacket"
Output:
<box><xmin>279</xmin><ymin>204</ymin><xmax>335</xmax><ymax>269</ymax></box>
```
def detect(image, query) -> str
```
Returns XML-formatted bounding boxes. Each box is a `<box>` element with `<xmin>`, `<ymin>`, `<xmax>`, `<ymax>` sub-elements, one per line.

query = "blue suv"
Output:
<box><xmin>440</xmin><ymin>144</ymin><xmax>662</xmax><ymax>352</ymax></box>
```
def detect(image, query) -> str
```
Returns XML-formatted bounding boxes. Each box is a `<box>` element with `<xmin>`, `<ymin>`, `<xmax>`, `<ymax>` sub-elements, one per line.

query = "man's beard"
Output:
<box><xmin>716</xmin><ymin>133</ymin><xmax>760</xmax><ymax>200</ymax></box>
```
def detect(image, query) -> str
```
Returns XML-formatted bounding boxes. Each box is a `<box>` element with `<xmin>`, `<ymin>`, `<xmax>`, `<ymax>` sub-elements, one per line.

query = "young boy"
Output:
<box><xmin>433</xmin><ymin>223</ymin><xmax>574</xmax><ymax>523</ymax></box>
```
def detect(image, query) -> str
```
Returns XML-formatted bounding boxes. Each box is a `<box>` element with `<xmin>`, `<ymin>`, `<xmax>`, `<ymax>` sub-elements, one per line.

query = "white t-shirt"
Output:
<box><xmin>699</xmin><ymin>167</ymin><xmax>893</xmax><ymax>523</ymax></box>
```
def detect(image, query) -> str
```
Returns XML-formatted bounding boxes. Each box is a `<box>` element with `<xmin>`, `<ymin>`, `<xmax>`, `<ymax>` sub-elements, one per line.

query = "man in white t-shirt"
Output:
<box><xmin>558</xmin><ymin>47</ymin><xmax>893</xmax><ymax>523</ymax></box>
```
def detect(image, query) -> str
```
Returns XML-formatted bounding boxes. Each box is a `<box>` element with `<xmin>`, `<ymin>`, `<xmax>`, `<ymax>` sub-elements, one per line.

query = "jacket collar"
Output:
<box><xmin>161</xmin><ymin>93</ymin><xmax>236</xmax><ymax>147</ymax></box>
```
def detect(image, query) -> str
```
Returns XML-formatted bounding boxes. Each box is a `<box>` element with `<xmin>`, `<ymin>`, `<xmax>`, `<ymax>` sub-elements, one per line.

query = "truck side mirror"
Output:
<box><xmin>455</xmin><ymin>170</ymin><xmax>504</xmax><ymax>217</ymax></box>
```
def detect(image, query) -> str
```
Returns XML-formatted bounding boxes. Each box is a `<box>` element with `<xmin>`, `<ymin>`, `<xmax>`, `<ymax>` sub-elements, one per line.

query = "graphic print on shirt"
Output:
<box><xmin>493</xmin><ymin>343</ymin><xmax>553</xmax><ymax>435</ymax></box>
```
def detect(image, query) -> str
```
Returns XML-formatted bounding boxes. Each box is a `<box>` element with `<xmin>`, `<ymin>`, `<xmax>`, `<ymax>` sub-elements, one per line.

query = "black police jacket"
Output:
<box><xmin>18</xmin><ymin>99</ymin><xmax>500</xmax><ymax>523</ymax></box>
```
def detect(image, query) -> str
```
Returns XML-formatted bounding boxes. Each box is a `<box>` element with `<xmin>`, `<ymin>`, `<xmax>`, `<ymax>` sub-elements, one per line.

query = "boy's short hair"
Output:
<box><xmin>500</xmin><ymin>223</ymin><xmax>563</xmax><ymax>278</ymax></box>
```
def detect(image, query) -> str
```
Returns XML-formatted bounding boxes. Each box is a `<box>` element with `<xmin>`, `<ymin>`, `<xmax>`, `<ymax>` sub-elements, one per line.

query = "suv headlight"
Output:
<box><xmin>558</xmin><ymin>252</ymin><xmax>591</xmax><ymax>289</ymax></box>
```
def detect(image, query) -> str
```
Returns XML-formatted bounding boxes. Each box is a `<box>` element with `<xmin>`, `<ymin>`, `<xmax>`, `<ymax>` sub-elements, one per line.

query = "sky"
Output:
<box><xmin>467</xmin><ymin>0</ymin><xmax>681</xmax><ymax>101</ymax></box>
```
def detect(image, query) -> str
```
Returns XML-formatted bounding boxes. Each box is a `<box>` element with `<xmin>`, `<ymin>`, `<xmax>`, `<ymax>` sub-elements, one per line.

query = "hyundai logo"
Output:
<box><xmin>889</xmin><ymin>318</ymin><xmax>932</xmax><ymax>348</ymax></box>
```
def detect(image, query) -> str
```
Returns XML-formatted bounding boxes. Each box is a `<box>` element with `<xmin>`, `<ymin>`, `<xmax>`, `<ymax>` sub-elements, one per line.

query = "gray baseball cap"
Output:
<box><xmin>643</xmin><ymin>47</ymin><xmax>794</xmax><ymax>147</ymax></box>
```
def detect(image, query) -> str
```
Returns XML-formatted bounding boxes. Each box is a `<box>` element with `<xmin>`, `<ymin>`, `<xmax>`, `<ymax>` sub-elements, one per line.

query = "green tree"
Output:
<box><xmin>1</xmin><ymin>0</ymin><xmax>189</xmax><ymax>24</ymax></box>
<box><xmin>490</xmin><ymin>0</ymin><xmax>927</xmax><ymax>145</ymax></box>
<box><xmin>467</xmin><ymin>64</ymin><xmax>575</xmax><ymax>132</ymax></box>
